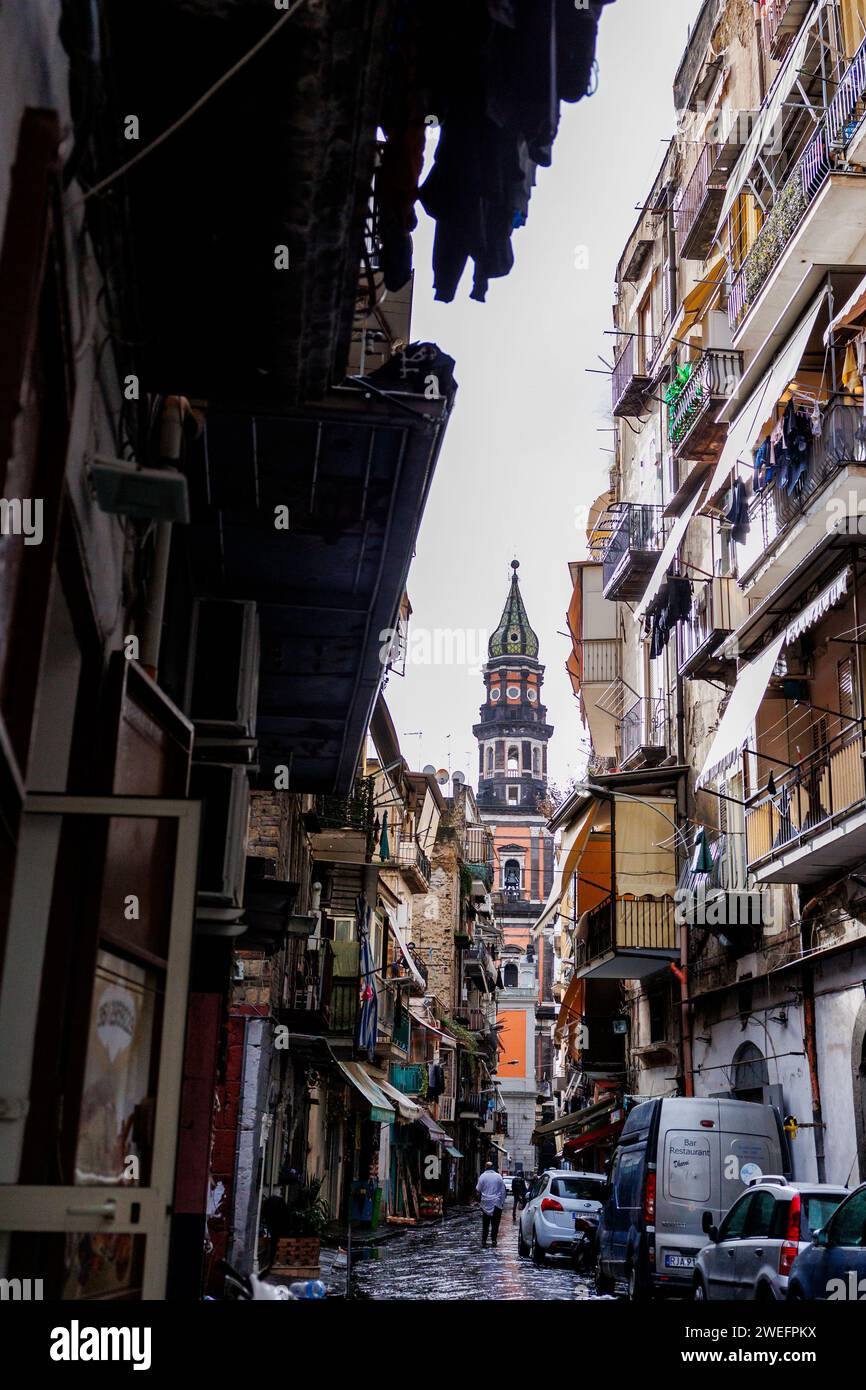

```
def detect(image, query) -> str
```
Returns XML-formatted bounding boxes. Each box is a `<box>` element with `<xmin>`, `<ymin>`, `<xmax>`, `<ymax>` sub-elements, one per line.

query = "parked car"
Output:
<box><xmin>502</xmin><ymin>1175</ymin><xmax>514</xmax><ymax>1194</ymax></box>
<box><xmin>693</xmin><ymin>1177</ymin><xmax>848</xmax><ymax>1301</ymax></box>
<box><xmin>787</xmin><ymin>1182</ymin><xmax>866</xmax><ymax>1301</ymax></box>
<box><xmin>518</xmin><ymin>1170</ymin><xmax>607</xmax><ymax>1263</ymax></box>
<box><xmin>596</xmin><ymin>1096</ymin><xmax>790</xmax><ymax>1300</ymax></box>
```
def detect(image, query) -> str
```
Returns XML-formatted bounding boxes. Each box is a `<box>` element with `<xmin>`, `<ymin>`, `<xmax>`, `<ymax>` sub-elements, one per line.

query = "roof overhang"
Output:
<box><xmin>187</xmin><ymin>383</ymin><xmax>451</xmax><ymax>793</ymax></box>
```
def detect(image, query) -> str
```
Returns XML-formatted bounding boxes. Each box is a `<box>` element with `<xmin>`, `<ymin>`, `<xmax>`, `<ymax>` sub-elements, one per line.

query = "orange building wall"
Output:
<box><xmin>498</xmin><ymin>1008</ymin><xmax>527</xmax><ymax>1078</ymax></box>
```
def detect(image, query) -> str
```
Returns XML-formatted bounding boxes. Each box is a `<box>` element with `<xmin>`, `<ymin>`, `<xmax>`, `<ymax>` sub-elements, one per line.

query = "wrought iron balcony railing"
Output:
<box><xmin>747</xmin><ymin>402</ymin><xmax>866</xmax><ymax>557</ymax></box>
<box><xmin>611</xmin><ymin>335</ymin><xmax>654</xmax><ymax>417</ymax></box>
<box><xmin>573</xmin><ymin>895</ymin><xmax>678</xmax><ymax>978</ymax></box>
<box><xmin>746</xmin><ymin>719</ymin><xmax>866</xmax><ymax>872</ymax></box>
<box><xmin>761</xmin><ymin>0</ymin><xmax>813</xmax><ymax>61</ymax></box>
<box><xmin>674</xmin><ymin>142</ymin><xmax>730</xmax><ymax>261</ymax></box>
<box><xmin>678</xmin><ymin>576</ymin><xmax>748</xmax><ymax>679</ymax></box>
<box><xmin>601</xmin><ymin>503</ymin><xmax>664</xmax><ymax>601</ymax></box>
<box><xmin>729</xmin><ymin>47</ymin><xmax>866</xmax><ymax>333</ymax></box>
<box><xmin>620</xmin><ymin>695</ymin><xmax>669</xmax><ymax>768</ymax></box>
<box><xmin>667</xmin><ymin>350</ymin><xmax>742</xmax><ymax>460</ymax></box>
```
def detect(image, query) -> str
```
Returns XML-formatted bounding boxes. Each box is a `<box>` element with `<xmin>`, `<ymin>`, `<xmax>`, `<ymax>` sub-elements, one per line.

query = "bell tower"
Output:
<box><xmin>474</xmin><ymin>560</ymin><xmax>554</xmax><ymax>817</ymax></box>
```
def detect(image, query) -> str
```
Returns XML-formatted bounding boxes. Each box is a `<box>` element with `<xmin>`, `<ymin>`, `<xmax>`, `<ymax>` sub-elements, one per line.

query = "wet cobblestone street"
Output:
<box><xmin>349</xmin><ymin>1205</ymin><xmax>613</xmax><ymax>1300</ymax></box>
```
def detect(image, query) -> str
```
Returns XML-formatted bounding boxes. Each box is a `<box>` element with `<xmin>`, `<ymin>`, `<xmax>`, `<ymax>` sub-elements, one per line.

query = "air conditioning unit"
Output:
<box><xmin>190</xmin><ymin>763</ymin><xmax>250</xmax><ymax>908</ymax></box>
<box><xmin>186</xmin><ymin>599</ymin><xmax>260</xmax><ymax>739</ymax></box>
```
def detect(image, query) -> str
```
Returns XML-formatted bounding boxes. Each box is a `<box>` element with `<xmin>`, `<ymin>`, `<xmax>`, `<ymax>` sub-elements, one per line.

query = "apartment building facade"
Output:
<box><xmin>548</xmin><ymin>0</ymin><xmax>866</xmax><ymax>1192</ymax></box>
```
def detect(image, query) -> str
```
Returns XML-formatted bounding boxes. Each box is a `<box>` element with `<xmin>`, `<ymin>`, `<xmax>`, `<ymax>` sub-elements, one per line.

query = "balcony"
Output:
<box><xmin>389</xmin><ymin>1062</ymin><xmax>425</xmax><ymax>1094</ymax></box>
<box><xmin>454</xmin><ymin>1006</ymin><xmax>487</xmax><ymax>1032</ymax></box>
<box><xmin>573</xmin><ymin>895</ymin><xmax>679</xmax><ymax>980</ymax></box>
<box><xmin>667</xmin><ymin>350</ymin><xmax>742</xmax><ymax>461</ymax></box>
<box><xmin>458</xmin><ymin>1092</ymin><xmax>486</xmax><ymax>1120</ymax></box>
<box><xmin>679</xmin><ymin>576</ymin><xmax>749</xmax><ymax>679</ymax></box>
<box><xmin>746</xmin><ymin>720</ymin><xmax>866</xmax><ymax>884</ymax></box>
<box><xmin>278</xmin><ymin>938</ymin><xmax>335</xmax><ymax>1033</ymax></box>
<box><xmin>741</xmin><ymin>403</ymin><xmax>866</xmax><ymax>593</ymax></box>
<box><xmin>377</xmin><ymin>834</ymin><xmax>431</xmax><ymax>891</ymax></box>
<box><xmin>579</xmin><ymin>638</ymin><xmax>621</xmax><ymax>685</ymax></box>
<box><xmin>601</xmin><ymin>503</ymin><xmax>665</xmax><ymax>601</ymax></box>
<box><xmin>620</xmin><ymin>696</ymin><xmax>669</xmax><ymax>770</ymax></box>
<box><xmin>729</xmin><ymin>104</ymin><xmax>866</xmax><ymax>346</ymax></box>
<box><xmin>463</xmin><ymin>824</ymin><xmax>494</xmax><ymax>880</ymax></box>
<box><xmin>611</xmin><ymin>336</ymin><xmax>653</xmax><ymax>418</ymax></box>
<box><xmin>309</xmin><ymin>781</ymin><xmax>375</xmax><ymax>864</ymax></box>
<box><xmin>465</xmin><ymin>940</ymin><xmax>497</xmax><ymax>987</ymax></box>
<box><xmin>761</xmin><ymin>0</ymin><xmax>813</xmax><ymax>60</ymax></box>
<box><xmin>675</xmin><ymin>143</ymin><xmax>732</xmax><ymax>262</ymax></box>
<box><xmin>841</xmin><ymin>37</ymin><xmax>866</xmax><ymax>165</ymax></box>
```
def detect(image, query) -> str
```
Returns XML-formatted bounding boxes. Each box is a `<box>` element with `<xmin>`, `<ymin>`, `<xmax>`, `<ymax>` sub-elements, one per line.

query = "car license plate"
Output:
<box><xmin>664</xmin><ymin>1253</ymin><xmax>695</xmax><ymax>1269</ymax></box>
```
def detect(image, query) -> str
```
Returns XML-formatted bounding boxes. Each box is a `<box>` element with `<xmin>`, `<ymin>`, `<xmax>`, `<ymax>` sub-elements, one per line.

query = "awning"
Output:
<box><xmin>534</xmin><ymin>801</ymin><xmax>599</xmax><ymax>934</ymax></box>
<box><xmin>384</xmin><ymin>905</ymin><xmax>426</xmax><ymax>989</ymax></box>
<box><xmin>696</xmin><ymin>633</ymin><xmax>786</xmax><ymax>787</ymax></box>
<box><xmin>335</xmin><ymin>1059</ymin><xmax>396</xmax><ymax>1124</ymax></box>
<box><xmin>715</xmin><ymin>15</ymin><xmax>823</xmax><ymax>237</ymax></box>
<box><xmin>409</xmin><ymin>1010</ymin><xmax>457</xmax><ymax>1048</ymax></box>
<box><xmin>698</xmin><ymin>564</ymin><xmax>852</xmax><ymax>787</ymax></box>
<box><xmin>705</xmin><ymin>292</ymin><xmax>826</xmax><ymax>501</ymax></box>
<box><xmin>678</xmin><ymin>256</ymin><xmax>726</xmax><ymax>331</ymax></box>
<box><xmin>563</xmin><ymin>1119</ymin><xmax>623</xmax><ymax>1154</ymax></box>
<box><xmin>415</xmin><ymin>1110</ymin><xmax>450</xmax><ymax>1145</ymax></box>
<box><xmin>488</xmin><ymin>1141</ymin><xmax>507</xmax><ymax>1155</ymax></box>
<box><xmin>614</xmin><ymin>798</ymin><xmax>677</xmax><ymax>898</ymax></box>
<box><xmin>824</xmin><ymin>271</ymin><xmax>866</xmax><ymax>342</ymax></box>
<box><xmin>377</xmin><ymin>1078</ymin><xmax>423</xmax><ymax>1123</ymax></box>
<box><xmin>554</xmin><ymin>973</ymin><xmax>585</xmax><ymax>1047</ymax></box>
<box><xmin>784</xmin><ymin>568</ymin><xmax>850</xmax><ymax>642</ymax></box>
<box><xmin>444</xmin><ymin>1145</ymin><xmax>463</xmax><ymax>1159</ymax></box>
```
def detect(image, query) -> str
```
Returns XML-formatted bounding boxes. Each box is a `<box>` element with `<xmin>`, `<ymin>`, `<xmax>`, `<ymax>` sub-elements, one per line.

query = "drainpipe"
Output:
<box><xmin>801</xmin><ymin>968</ymin><xmax>827</xmax><ymax>1182</ymax></box>
<box><xmin>140</xmin><ymin>395</ymin><xmax>190</xmax><ymax>678</ymax></box>
<box><xmin>674</xmin><ymin>628</ymin><xmax>694</xmax><ymax>1097</ymax></box>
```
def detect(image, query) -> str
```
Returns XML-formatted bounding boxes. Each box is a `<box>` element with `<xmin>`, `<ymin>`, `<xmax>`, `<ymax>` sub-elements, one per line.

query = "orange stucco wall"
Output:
<box><xmin>498</xmin><ymin>1008</ymin><xmax>527</xmax><ymax>1078</ymax></box>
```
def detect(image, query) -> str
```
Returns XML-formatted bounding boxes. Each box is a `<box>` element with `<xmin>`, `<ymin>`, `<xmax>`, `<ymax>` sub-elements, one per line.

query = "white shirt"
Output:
<box><xmin>476</xmin><ymin>1169</ymin><xmax>507</xmax><ymax>1213</ymax></box>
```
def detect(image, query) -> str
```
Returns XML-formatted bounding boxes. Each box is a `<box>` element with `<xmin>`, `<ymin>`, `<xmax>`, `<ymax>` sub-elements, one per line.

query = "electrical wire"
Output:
<box><xmin>73</xmin><ymin>0</ymin><xmax>309</xmax><ymax>206</ymax></box>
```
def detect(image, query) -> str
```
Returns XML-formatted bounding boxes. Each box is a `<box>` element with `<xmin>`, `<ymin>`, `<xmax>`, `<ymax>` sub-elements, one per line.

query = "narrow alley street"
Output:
<box><xmin>349</xmin><ymin>1206</ymin><xmax>610</xmax><ymax>1301</ymax></box>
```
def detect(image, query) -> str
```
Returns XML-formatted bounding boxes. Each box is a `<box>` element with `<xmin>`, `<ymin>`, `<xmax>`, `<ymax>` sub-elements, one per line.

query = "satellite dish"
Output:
<box><xmin>422</xmin><ymin>764</ymin><xmax>436</xmax><ymax>776</ymax></box>
<box><xmin>436</xmin><ymin>768</ymin><xmax>449</xmax><ymax>785</ymax></box>
<box><xmin>452</xmin><ymin>770</ymin><xmax>465</xmax><ymax>786</ymax></box>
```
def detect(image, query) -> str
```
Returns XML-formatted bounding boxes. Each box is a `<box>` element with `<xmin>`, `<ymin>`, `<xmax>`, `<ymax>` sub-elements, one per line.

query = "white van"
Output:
<box><xmin>596</xmin><ymin>1096</ymin><xmax>791</xmax><ymax>1299</ymax></box>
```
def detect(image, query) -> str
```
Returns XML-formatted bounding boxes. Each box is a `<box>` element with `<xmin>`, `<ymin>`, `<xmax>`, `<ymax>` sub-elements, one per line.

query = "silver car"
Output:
<box><xmin>693</xmin><ymin>1176</ymin><xmax>848</xmax><ymax>1301</ymax></box>
<box><xmin>518</xmin><ymin>1170</ymin><xmax>607</xmax><ymax>1263</ymax></box>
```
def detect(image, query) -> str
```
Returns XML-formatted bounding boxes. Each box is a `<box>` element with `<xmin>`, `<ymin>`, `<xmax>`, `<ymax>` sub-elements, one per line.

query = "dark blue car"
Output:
<box><xmin>787</xmin><ymin>1182</ymin><xmax>866</xmax><ymax>1301</ymax></box>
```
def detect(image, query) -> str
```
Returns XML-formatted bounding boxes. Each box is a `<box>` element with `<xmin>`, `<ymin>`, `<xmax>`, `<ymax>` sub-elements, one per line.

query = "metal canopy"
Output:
<box><xmin>190</xmin><ymin>386</ymin><xmax>451</xmax><ymax>793</ymax></box>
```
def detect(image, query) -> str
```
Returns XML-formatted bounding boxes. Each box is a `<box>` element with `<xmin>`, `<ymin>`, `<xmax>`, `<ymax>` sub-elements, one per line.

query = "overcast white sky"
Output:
<box><xmin>386</xmin><ymin>0</ymin><xmax>701</xmax><ymax>790</ymax></box>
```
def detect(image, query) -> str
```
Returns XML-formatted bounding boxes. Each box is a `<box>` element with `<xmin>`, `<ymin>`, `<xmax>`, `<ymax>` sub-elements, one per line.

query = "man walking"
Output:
<box><xmin>511</xmin><ymin>1171</ymin><xmax>527</xmax><ymax>1223</ymax></box>
<box><xmin>476</xmin><ymin>1161</ymin><xmax>507</xmax><ymax>1247</ymax></box>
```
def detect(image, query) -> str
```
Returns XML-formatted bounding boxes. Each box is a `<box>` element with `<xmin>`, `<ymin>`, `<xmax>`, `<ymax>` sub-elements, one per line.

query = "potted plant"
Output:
<box><xmin>268</xmin><ymin>1176</ymin><xmax>330</xmax><ymax>1273</ymax></box>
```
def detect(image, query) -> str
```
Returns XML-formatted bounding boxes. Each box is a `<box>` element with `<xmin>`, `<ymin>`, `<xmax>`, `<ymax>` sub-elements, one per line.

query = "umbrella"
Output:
<box><xmin>379</xmin><ymin>810</ymin><xmax>390</xmax><ymax>861</ymax></box>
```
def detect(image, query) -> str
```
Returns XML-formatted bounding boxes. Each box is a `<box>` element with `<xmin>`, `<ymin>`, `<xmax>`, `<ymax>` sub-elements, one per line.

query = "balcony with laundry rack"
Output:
<box><xmin>679</xmin><ymin>576</ymin><xmax>750</xmax><ymax>679</ymax></box>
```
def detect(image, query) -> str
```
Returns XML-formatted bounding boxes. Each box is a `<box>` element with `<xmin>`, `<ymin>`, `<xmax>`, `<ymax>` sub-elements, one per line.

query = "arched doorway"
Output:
<box><xmin>731</xmin><ymin>1041</ymin><xmax>768</xmax><ymax>1103</ymax></box>
<box><xmin>503</xmin><ymin>961</ymin><xmax>518</xmax><ymax>988</ymax></box>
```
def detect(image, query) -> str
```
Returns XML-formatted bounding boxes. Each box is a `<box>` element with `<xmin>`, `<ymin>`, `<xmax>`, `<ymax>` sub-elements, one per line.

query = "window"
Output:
<box><xmin>333</xmin><ymin>915</ymin><xmax>355</xmax><ymax>943</ymax></box>
<box><xmin>718</xmin><ymin>1193</ymin><xmax>753</xmax><ymax>1243</ymax></box>
<box><xmin>801</xmin><ymin>1194</ymin><xmax>845</xmax><ymax>1240</ymax></box>
<box><xmin>485</xmin><ymin>747</ymin><xmax>494</xmax><ymax>775</ymax></box>
<box><xmin>827</xmin><ymin>1188</ymin><xmax>866</xmax><ymax>1247</ymax></box>
<box><xmin>503</xmin><ymin>962</ymin><xmax>518</xmax><ymax>988</ymax></box>
<box><xmin>490</xmin><ymin>686</ymin><xmax>501</xmax><ymax>702</ymax></box>
<box><xmin>743</xmin><ymin>1190</ymin><xmax>779</xmax><ymax>1239</ymax></box>
<box><xmin>507</xmin><ymin>786</ymin><xmax>519</xmax><ymax>803</ymax></box>
<box><xmin>648</xmin><ymin>991</ymin><xmax>666</xmax><ymax>1043</ymax></box>
<box><xmin>527</xmin><ymin>687</ymin><xmax>537</xmax><ymax>703</ymax></box>
<box><xmin>504</xmin><ymin>859</ymin><xmax>521</xmax><ymax>892</ymax></box>
<box><xmin>532</xmin><ymin>748</ymin><xmax>540</xmax><ymax>775</ymax></box>
<box><xmin>614</xmin><ymin>1150</ymin><xmax>644</xmax><ymax>1209</ymax></box>
<box><xmin>507</xmin><ymin>746</ymin><xmax>519</xmax><ymax>769</ymax></box>
<box><xmin>506</xmin><ymin>686</ymin><xmax>520</xmax><ymax>701</ymax></box>
<box><xmin>550</xmin><ymin>1176</ymin><xmax>605</xmax><ymax>1201</ymax></box>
